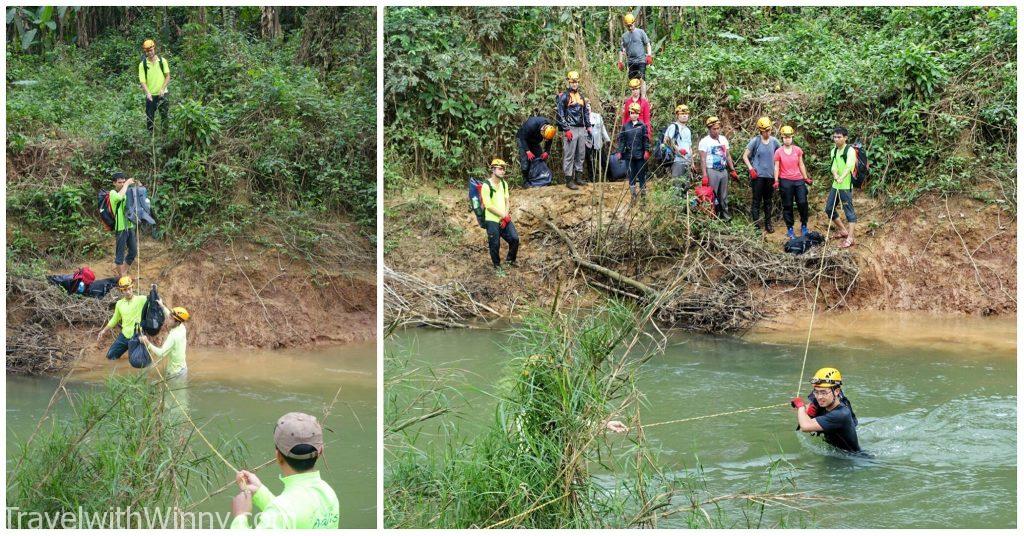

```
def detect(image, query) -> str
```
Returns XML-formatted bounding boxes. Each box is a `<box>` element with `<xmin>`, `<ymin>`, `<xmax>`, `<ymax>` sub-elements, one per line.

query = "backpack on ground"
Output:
<box><xmin>831</xmin><ymin>141</ymin><xmax>870</xmax><ymax>188</ymax></box>
<box><xmin>98</xmin><ymin>190</ymin><xmax>115</xmax><ymax>231</ymax></box>
<box><xmin>524</xmin><ymin>159</ymin><xmax>553</xmax><ymax>188</ymax></box>
<box><xmin>86</xmin><ymin>277</ymin><xmax>119</xmax><ymax>298</ymax></box>
<box><xmin>73</xmin><ymin>266</ymin><xmax>96</xmax><ymax>286</ymax></box>
<box><xmin>783</xmin><ymin>231</ymin><xmax>825</xmax><ymax>255</ymax></box>
<box><xmin>128</xmin><ymin>334</ymin><xmax>151</xmax><ymax>369</ymax></box>
<box><xmin>140</xmin><ymin>284</ymin><xmax>166</xmax><ymax>336</ymax></box>
<box><xmin>607</xmin><ymin>153</ymin><xmax>629</xmax><ymax>181</ymax></box>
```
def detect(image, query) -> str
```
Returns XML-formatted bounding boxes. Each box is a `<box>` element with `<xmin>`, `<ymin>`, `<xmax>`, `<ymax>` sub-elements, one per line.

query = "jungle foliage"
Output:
<box><xmin>384</xmin><ymin>7</ymin><xmax>1016</xmax><ymax>208</ymax></box>
<box><xmin>6</xmin><ymin>6</ymin><xmax>376</xmax><ymax>266</ymax></box>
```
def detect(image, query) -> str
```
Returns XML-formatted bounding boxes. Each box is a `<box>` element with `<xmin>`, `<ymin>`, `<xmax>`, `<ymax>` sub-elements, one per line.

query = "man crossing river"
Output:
<box><xmin>790</xmin><ymin>367</ymin><xmax>862</xmax><ymax>453</ymax></box>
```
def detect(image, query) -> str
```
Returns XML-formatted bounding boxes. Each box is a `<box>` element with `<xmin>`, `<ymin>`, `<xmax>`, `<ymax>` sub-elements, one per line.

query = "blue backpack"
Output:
<box><xmin>468</xmin><ymin>178</ymin><xmax>487</xmax><ymax>228</ymax></box>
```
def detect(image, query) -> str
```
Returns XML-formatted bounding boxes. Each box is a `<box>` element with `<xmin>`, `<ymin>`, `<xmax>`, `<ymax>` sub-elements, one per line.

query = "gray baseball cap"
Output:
<box><xmin>274</xmin><ymin>412</ymin><xmax>323</xmax><ymax>459</ymax></box>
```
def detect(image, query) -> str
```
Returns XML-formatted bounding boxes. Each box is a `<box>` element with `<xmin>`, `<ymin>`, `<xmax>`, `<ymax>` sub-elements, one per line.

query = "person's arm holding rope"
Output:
<box><xmin>791</xmin><ymin>398</ymin><xmax>824</xmax><ymax>432</ymax></box>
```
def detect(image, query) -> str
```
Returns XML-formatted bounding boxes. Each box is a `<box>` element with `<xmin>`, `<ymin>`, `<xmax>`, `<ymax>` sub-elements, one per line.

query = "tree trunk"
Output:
<box><xmin>76</xmin><ymin>7</ymin><xmax>89</xmax><ymax>48</ymax></box>
<box><xmin>197</xmin><ymin>6</ymin><xmax>207</xmax><ymax>34</ymax></box>
<box><xmin>261</xmin><ymin>7</ymin><xmax>281</xmax><ymax>41</ymax></box>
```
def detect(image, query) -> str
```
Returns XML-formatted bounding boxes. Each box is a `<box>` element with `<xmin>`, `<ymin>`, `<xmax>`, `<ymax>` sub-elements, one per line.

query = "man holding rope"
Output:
<box><xmin>231</xmin><ymin>412</ymin><xmax>340</xmax><ymax>528</ymax></box>
<box><xmin>791</xmin><ymin>367</ymin><xmax>862</xmax><ymax>453</ymax></box>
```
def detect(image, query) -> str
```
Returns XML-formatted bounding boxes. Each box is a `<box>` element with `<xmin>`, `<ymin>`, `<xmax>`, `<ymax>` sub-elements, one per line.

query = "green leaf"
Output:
<box><xmin>21</xmin><ymin>28</ymin><xmax>37</xmax><ymax>51</ymax></box>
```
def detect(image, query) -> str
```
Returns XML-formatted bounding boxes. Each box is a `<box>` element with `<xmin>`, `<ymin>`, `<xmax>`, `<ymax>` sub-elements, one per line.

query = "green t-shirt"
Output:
<box><xmin>107</xmin><ymin>189</ymin><xmax>134</xmax><ymax>232</ymax></box>
<box><xmin>106</xmin><ymin>295</ymin><xmax>148</xmax><ymax>338</ymax></box>
<box><xmin>229</xmin><ymin>471</ymin><xmax>340</xmax><ymax>529</ymax></box>
<box><xmin>150</xmin><ymin>323</ymin><xmax>187</xmax><ymax>376</ymax></box>
<box><xmin>481</xmin><ymin>179</ymin><xmax>508</xmax><ymax>223</ymax></box>
<box><xmin>830</xmin><ymin>145</ymin><xmax>856</xmax><ymax>190</ymax></box>
<box><xmin>138</xmin><ymin>56</ymin><xmax>170</xmax><ymax>95</ymax></box>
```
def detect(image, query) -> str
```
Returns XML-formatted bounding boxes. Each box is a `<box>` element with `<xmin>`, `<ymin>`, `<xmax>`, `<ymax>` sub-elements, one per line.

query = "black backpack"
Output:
<box><xmin>140</xmin><ymin>284</ymin><xmax>166</xmax><ymax>336</ymax></box>
<box><xmin>607</xmin><ymin>153</ymin><xmax>629</xmax><ymax>181</ymax></box>
<box><xmin>831</xmin><ymin>142</ymin><xmax>870</xmax><ymax>188</ymax></box>
<box><xmin>128</xmin><ymin>334</ymin><xmax>152</xmax><ymax>368</ymax></box>
<box><xmin>141</xmin><ymin>55</ymin><xmax>169</xmax><ymax>78</ymax></box>
<box><xmin>783</xmin><ymin>231</ymin><xmax>825</xmax><ymax>255</ymax></box>
<box><xmin>98</xmin><ymin>190</ymin><xmax>116</xmax><ymax>231</ymax></box>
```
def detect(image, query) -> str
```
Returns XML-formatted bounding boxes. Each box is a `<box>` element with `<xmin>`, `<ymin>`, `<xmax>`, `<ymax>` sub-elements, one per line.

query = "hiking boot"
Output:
<box><xmin>765</xmin><ymin>221</ymin><xmax>774</xmax><ymax>234</ymax></box>
<box><xmin>787</xmin><ymin>228</ymin><xmax>796</xmax><ymax>240</ymax></box>
<box><xmin>801</xmin><ymin>225</ymin><xmax>808</xmax><ymax>236</ymax></box>
<box><xmin>576</xmin><ymin>172</ymin><xmax>589</xmax><ymax>186</ymax></box>
<box><xmin>566</xmin><ymin>174</ymin><xmax>579</xmax><ymax>190</ymax></box>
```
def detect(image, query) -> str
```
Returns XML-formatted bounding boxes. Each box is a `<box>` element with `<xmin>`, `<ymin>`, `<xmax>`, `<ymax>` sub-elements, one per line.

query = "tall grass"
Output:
<box><xmin>6</xmin><ymin>374</ymin><xmax>247</xmax><ymax>528</ymax></box>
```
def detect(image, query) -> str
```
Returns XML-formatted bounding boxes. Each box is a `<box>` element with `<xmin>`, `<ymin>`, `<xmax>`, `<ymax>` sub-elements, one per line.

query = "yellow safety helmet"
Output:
<box><xmin>780</xmin><ymin>125</ymin><xmax>795</xmax><ymax>136</ymax></box>
<box><xmin>810</xmin><ymin>367</ymin><xmax>843</xmax><ymax>388</ymax></box>
<box><xmin>628</xmin><ymin>102</ymin><xmax>641</xmax><ymax>114</ymax></box>
<box><xmin>490</xmin><ymin>158</ymin><xmax>507</xmax><ymax>168</ymax></box>
<box><xmin>142</xmin><ymin>39</ymin><xmax>156</xmax><ymax>51</ymax></box>
<box><xmin>628</xmin><ymin>78</ymin><xmax>642</xmax><ymax>90</ymax></box>
<box><xmin>540</xmin><ymin>124</ymin><xmax>557</xmax><ymax>140</ymax></box>
<box><xmin>117</xmin><ymin>276</ymin><xmax>134</xmax><ymax>290</ymax></box>
<box><xmin>623</xmin><ymin>13</ymin><xmax>636</xmax><ymax>25</ymax></box>
<box><xmin>705</xmin><ymin>116</ymin><xmax>720</xmax><ymax>127</ymax></box>
<box><xmin>566</xmin><ymin>70</ymin><xmax>580</xmax><ymax>82</ymax></box>
<box><xmin>171</xmin><ymin>307</ymin><xmax>191</xmax><ymax>322</ymax></box>
<box><xmin>756</xmin><ymin>116</ymin><xmax>772</xmax><ymax>130</ymax></box>
<box><xmin>675</xmin><ymin>104</ymin><xmax>690</xmax><ymax>115</ymax></box>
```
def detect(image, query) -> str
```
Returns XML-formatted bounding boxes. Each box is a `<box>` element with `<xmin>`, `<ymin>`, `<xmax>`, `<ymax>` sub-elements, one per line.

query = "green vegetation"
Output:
<box><xmin>385</xmin><ymin>301</ymin><xmax>807</xmax><ymax>528</ymax></box>
<box><xmin>6</xmin><ymin>374</ymin><xmax>247</xmax><ymax>528</ymax></box>
<box><xmin>385</xmin><ymin>7</ymin><xmax>1015</xmax><ymax>208</ymax></box>
<box><xmin>7</xmin><ymin>7</ymin><xmax>376</xmax><ymax>269</ymax></box>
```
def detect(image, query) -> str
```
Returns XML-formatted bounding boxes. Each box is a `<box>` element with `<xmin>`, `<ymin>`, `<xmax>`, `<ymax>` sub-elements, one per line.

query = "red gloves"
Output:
<box><xmin>678</xmin><ymin>148</ymin><xmax>688</xmax><ymax>156</ymax></box>
<box><xmin>773</xmin><ymin>181</ymin><xmax>780</xmax><ymax>190</ymax></box>
<box><xmin>617</xmin><ymin>60</ymin><xmax>624</xmax><ymax>71</ymax></box>
<box><xmin>540</xmin><ymin>152</ymin><xmax>549</xmax><ymax>160</ymax></box>
<box><xmin>526</xmin><ymin>151</ymin><xmax>535</xmax><ymax>161</ymax></box>
<box><xmin>790</xmin><ymin>397</ymin><xmax>805</xmax><ymax>409</ymax></box>
<box><xmin>645</xmin><ymin>54</ymin><xmax>653</xmax><ymax>65</ymax></box>
<box><xmin>499</xmin><ymin>214</ymin><xmax>511</xmax><ymax>229</ymax></box>
<box><xmin>565</xmin><ymin>131</ymin><xmax>573</xmax><ymax>141</ymax></box>
<box><xmin>729</xmin><ymin>169</ymin><xmax>739</xmax><ymax>181</ymax></box>
<box><xmin>749</xmin><ymin>169</ymin><xmax>758</xmax><ymax>179</ymax></box>
<box><xmin>806</xmin><ymin>403</ymin><xmax>819</xmax><ymax>418</ymax></box>
<box><xmin>803</xmin><ymin>177</ymin><xmax>813</xmax><ymax>185</ymax></box>
<box><xmin>616</xmin><ymin>153</ymin><xmax>623</xmax><ymax>160</ymax></box>
<box><xmin>643</xmin><ymin>151</ymin><xmax>650</xmax><ymax>160</ymax></box>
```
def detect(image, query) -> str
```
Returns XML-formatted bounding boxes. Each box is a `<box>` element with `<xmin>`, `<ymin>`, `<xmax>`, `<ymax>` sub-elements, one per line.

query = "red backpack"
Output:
<box><xmin>73</xmin><ymin>266</ymin><xmax>96</xmax><ymax>286</ymax></box>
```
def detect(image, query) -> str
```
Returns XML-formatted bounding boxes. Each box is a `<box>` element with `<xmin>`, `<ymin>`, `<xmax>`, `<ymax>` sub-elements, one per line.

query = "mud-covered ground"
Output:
<box><xmin>385</xmin><ymin>178</ymin><xmax>1016</xmax><ymax>322</ymax></box>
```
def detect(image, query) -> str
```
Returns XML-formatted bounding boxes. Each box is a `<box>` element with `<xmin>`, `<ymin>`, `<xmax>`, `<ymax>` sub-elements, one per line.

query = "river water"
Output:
<box><xmin>6</xmin><ymin>344</ymin><xmax>376</xmax><ymax>529</ymax></box>
<box><xmin>388</xmin><ymin>312</ymin><xmax>1016</xmax><ymax>529</ymax></box>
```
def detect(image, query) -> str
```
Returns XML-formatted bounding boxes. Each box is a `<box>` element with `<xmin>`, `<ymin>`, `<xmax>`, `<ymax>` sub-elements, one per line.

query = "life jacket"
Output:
<box><xmin>98</xmin><ymin>190</ymin><xmax>116</xmax><ymax>232</ymax></box>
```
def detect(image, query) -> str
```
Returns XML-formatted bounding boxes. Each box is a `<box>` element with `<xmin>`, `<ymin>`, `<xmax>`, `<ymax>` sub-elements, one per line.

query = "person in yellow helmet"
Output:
<box><xmin>791</xmin><ymin>367</ymin><xmax>862</xmax><ymax>453</ymax></box>
<box><xmin>620</xmin><ymin>79</ymin><xmax>652</xmax><ymax>138</ymax></box>
<box><xmin>615</xmin><ymin>102</ymin><xmax>651</xmax><ymax>203</ymax></box>
<box><xmin>481</xmin><ymin>159</ymin><xmax>519</xmax><ymax>274</ymax></box>
<box><xmin>140</xmin><ymin>302</ymin><xmax>190</xmax><ymax>378</ymax></box>
<box><xmin>617</xmin><ymin>12</ymin><xmax>652</xmax><ymax>89</ymax></box>
<box><xmin>515</xmin><ymin>114</ymin><xmax>556</xmax><ymax>185</ymax></box>
<box><xmin>555</xmin><ymin>71</ymin><xmax>592</xmax><ymax>190</ymax></box>
<box><xmin>138</xmin><ymin>38</ymin><xmax>170</xmax><ymax>132</ymax></box>
<box><xmin>231</xmin><ymin>412</ymin><xmax>340</xmax><ymax>528</ymax></box>
<box><xmin>698</xmin><ymin>116</ymin><xmax>738</xmax><ymax>220</ymax></box>
<box><xmin>742</xmin><ymin>116</ymin><xmax>781</xmax><ymax>233</ymax></box>
<box><xmin>95</xmin><ymin>276</ymin><xmax>148</xmax><ymax>361</ymax></box>
<box><xmin>664</xmin><ymin>104</ymin><xmax>697</xmax><ymax>192</ymax></box>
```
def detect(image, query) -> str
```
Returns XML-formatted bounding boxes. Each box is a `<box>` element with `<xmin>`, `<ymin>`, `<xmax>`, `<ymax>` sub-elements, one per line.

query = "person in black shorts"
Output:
<box><xmin>791</xmin><ymin>367</ymin><xmax>862</xmax><ymax>453</ymax></box>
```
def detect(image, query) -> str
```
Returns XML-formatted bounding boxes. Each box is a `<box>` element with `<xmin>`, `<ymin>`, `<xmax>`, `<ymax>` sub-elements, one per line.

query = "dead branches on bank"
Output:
<box><xmin>7</xmin><ymin>277</ymin><xmax>114</xmax><ymax>374</ymax></box>
<box><xmin>539</xmin><ymin>213</ymin><xmax>859</xmax><ymax>334</ymax></box>
<box><xmin>383</xmin><ymin>264</ymin><xmax>499</xmax><ymax>329</ymax></box>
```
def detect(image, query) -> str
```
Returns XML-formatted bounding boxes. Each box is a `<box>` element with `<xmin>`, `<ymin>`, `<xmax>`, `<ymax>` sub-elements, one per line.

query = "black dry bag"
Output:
<box><xmin>524</xmin><ymin>159</ymin><xmax>553</xmax><ymax>188</ymax></box>
<box><xmin>128</xmin><ymin>334</ymin><xmax>151</xmax><ymax>369</ymax></box>
<box><xmin>140</xmin><ymin>284</ymin><xmax>166</xmax><ymax>336</ymax></box>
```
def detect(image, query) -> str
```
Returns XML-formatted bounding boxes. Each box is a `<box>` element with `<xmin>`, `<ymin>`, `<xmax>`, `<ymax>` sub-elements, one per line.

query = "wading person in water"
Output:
<box><xmin>790</xmin><ymin>367</ymin><xmax>862</xmax><ymax>453</ymax></box>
